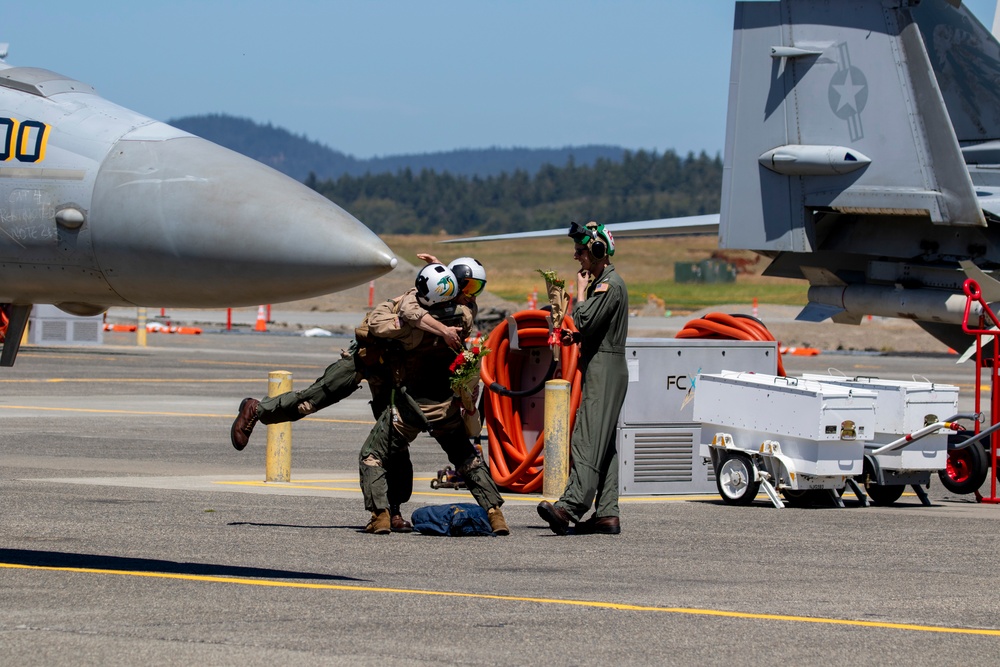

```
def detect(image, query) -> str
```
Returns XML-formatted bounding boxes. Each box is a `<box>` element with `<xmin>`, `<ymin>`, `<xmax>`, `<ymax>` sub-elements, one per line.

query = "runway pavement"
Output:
<box><xmin>2</xmin><ymin>329</ymin><xmax>999</xmax><ymax>665</ymax></box>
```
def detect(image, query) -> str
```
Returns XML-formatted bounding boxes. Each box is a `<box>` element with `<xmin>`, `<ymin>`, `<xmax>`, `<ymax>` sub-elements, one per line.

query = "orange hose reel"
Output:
<box><xmin>675</xmin><ymin>312</ymin><xmax>786</xmax><ymax>376</ymax></box>
<box><xmin>480</xmin><ymin>310</ymin><xmax>582</xmax><ymax>493</ymax></box>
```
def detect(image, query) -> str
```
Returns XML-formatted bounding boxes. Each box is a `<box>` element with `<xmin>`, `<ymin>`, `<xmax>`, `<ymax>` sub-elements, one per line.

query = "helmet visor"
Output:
<box><xmin>461</xmin><ymin>277</ymin><xmax>487</xmax><ymax>298</ymax></box>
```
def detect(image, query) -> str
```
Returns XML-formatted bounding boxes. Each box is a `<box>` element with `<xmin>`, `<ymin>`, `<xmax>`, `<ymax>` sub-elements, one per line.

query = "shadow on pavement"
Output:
<box><xmin>0</xmin><ymin>548</ymin><xmax>364</xmax><ymax>581</ymax></box>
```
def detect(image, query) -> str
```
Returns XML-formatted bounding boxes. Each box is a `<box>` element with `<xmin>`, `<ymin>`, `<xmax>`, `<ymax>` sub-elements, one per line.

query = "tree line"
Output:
<box><xmin>306</xmin><ymin>149</ymin><xmax>723</xmax><ymax>235</ymax></box>
<box><xmin>171</xmin><ymin>114</ymin><xmax>627</xmax><ymax>181</ymax></box>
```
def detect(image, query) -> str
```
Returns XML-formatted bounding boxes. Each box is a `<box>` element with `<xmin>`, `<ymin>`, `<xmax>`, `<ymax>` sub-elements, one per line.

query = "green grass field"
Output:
<box><xmin>382</xmin><ymin>234</ymin><xmax>808</xmax><ymax>313</ymax></box>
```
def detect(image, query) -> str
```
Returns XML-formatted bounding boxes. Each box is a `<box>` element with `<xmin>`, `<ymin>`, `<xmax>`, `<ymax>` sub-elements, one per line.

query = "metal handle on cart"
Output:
<box><xmin>945</xmin><ymin>412</ymin><xmax>984</xmax><ymax>425</ymax></box>
<box><xmin>869</xmin><ymin>413</ymin><xmax>981</xmax><ymax>456</ymax></box>
<box><xmin>949</xmin><ymin>421</ymin><xmax>1000</xmax><ymax>451</ymax></box>
<box><xmin>869</xmin><ymin>421</ymin><xmax>963</xmax><ymax>456</ymax></box>
<box><xmin>772</xmin><ymin>376</ymin><xmax>798</xmax><ymax>386</ymax></box>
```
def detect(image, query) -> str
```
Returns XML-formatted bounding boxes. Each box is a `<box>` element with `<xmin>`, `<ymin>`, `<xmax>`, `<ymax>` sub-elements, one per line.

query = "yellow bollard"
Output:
<box><xmin>542</xmin><ymin>379</ymin><xmax>571</xmax><ymax>499</ymax></box>
<box><xmin>136</xmin><ymin>307</ymin><xmax>147</xmax><ymax>347</ymax></box>
<box><xmin>265</xmin><ymin>370</ymin><xmax>293</xmax><ymax>482</ymax></box>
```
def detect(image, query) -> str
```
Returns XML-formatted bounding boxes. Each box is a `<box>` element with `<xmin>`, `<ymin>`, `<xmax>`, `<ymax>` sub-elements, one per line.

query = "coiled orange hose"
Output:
<box><xmin>481</xmin><ymin>310</ymin><xmax>782</xmax><ymax>492</ymax></box>
<box><xmin>480</xmin><ymin>310</ymin><xmax>582</xmax><ymax>493</ymax></box>
<box><xmin>675</xmin><ymin>312</ymin><xmax>786</xmax><ymax>376</ymax></box>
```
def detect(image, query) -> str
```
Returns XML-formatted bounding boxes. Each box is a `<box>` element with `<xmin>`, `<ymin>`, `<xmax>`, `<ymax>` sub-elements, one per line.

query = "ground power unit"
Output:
<box><xmin>617</xmin><ymin>339</ymin><xmax>778</xmax><ymax>495</ymax></box>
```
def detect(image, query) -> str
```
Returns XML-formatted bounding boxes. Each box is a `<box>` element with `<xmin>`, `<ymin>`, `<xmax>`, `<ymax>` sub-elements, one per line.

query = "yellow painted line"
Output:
<box><xmin>1</xmin><ymin>563</ymin><xmax>998</xmax><ymax>637</ymax></box>
<box><xmin>0</xmin><ymin>405</ymin><xmax>228</xmax><ymax>418</ymax></box>
<box><xmin>13</xmin><ymin>353</ymin><xmax>325</xmax><ymax>370</ymax></box>
<box><xmin>180</xmin><ymin>360</ymin><xmax>329</xmax><ymax>370</ymax></box>
<box><xmin>0</xmin><ymin>374</ymin><xmax>361</xmax><ymax>382</ymax></box>
<box><xmin>215</xmin><ymin>481</ymin><xmax>360</xmax><ymax>492</ymax></box>
<box><xmin>245</xmin><ymin>476</ymin><xmax>487</xmax><ymax>486</ymax></box>
<box><xmin>0</xmin><ymin>378</ymin><xmax>261</xmax><ymax>383</ymax></box>
<box><xmin>260</xmin><ymin>478</ymin><xmax>357</xmax><ymax>483</ymax></box>
<box><xmin>0</xmin><ymin>405</ymin><xmax>374</xmax><ymax>424</ymax></box>
<box><xmin>15</xmin><ymin>353</ymin><xmax>123</xmax><ymax>361</ymax></box>
<box><xmin>282</xmin><ymin>416</ymin><xmax>373</xmax><ymax>426</ymax></box>
<box><xmin>520</xmin><ymin>493</ymin><xmax>718</xmax><ymax>503</ymax></box>
<box><xmin>620</xmin><ymin>494</ymin><xmax>720</xmax><ymax>502</ymax></box>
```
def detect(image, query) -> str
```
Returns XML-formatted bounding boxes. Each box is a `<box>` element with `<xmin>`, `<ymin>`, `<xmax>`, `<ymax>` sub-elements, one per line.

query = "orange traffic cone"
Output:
<box><xmin>254</xmin><ymin>305</ymin><xmax>267</xmax><ymax>332</ymax></box>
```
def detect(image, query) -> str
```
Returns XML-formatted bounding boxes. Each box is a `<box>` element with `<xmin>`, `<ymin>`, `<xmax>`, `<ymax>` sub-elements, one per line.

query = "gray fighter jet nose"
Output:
<box><xmin>90</xmin><ymin>132</ymin><xmax>395</xmax><ymax>307</ymax></box>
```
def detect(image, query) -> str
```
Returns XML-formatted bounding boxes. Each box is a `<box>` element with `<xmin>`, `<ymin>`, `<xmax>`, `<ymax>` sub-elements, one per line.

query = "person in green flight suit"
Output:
<box><xmin>357</xmin><ymin>263</ymin><xmax>509</xmax><ymax>536</ymax></box>
<box><xmin>537</xmin><ymin>221</ymin><xmax>629</xmax><ymax>535</ymax></box>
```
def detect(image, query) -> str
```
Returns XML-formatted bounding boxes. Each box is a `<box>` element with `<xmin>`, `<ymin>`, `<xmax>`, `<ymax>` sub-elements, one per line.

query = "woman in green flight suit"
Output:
<box><xmin>538</xmin><ymin>221</ymin><xmax>629</xmax><ymax>535</ymax></box>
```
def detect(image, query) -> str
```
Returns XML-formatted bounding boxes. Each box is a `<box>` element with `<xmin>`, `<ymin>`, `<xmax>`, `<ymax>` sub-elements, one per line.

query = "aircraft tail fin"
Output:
<box><xmin>720</xmin><ymin>0</ymin><xmax>986</xmax><ymax>257</ymax></box>
<box><xmin>911</xmin><ymin>1</ymin><xmax>1000</xmax><ymax>145</ymax></box>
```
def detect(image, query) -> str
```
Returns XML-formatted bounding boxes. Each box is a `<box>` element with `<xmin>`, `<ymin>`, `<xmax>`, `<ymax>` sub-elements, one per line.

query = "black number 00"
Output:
<box><xmin>0</xmin><ymin>118</ymin><xmax>50</xmax><ymax>162</ymax></box>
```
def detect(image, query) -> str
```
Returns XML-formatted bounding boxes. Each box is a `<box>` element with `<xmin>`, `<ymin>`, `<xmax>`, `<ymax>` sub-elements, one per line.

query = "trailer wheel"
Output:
<box><xmin>939</xmin><ymin>442</ymin><xmax>988</xmax><ymax>495</ymax></box>
<box><xmin>862</xmin><ymin>457</ymin><xmax>905</xmax><ymax>505</ymax></box>
<box><xmin>716</xmin><ymin>453</ymin><xmax>759</xmax><ymax>505</ymax></box>
<box><xmin>867</xmin><ymin>483</ymin><xmax>905</xmax><ymax>506</ymax></box>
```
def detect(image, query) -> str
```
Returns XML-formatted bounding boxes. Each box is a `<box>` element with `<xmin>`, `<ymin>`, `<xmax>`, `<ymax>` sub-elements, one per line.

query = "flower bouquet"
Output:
<box><xmin>450</xmin><ymin>346</ymin><xmax>490</xmax><ymax>436</ymax></box>
<box><xmin>537</xmin><ymin>269</ymin><xmax>570</xmax><ymax>352</ymax></box>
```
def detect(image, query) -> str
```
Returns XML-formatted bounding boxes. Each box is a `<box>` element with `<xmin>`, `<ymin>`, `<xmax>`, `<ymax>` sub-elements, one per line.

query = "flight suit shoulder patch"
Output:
<box><xmin>594</xmin><ymin>283</ymin><xmax>609</xmax><ymax>293</ymax></box>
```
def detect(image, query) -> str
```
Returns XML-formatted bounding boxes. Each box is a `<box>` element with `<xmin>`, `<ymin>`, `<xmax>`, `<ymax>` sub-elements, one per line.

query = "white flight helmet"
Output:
<box><xmin>415</xmin><ymin>263</ymin><xmax>460</xmax><ymax>307</ymax></box>
<box><xmin>447</xmin><ymin>257</ymin><xmax>487</xmax><ymax>298</ymax></box>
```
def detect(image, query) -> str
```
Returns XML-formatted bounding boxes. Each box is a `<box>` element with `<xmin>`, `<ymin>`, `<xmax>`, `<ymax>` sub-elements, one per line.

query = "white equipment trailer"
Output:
<box><xmin>799</xmin><ymin>374</ymin><xmax>962</xmax><ymax>506</ymax></box>
<box><xmin>694</xmin><ymin>371</ymin><xmax>878</xmax><ymax>508</ymax></box>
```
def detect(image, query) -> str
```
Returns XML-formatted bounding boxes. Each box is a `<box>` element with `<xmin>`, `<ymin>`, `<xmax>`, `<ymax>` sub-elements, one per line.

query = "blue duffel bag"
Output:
<box><xmin>411</xmin><ymin>503</ymin><xmax>494</xmax><ymax>537</ymax></box>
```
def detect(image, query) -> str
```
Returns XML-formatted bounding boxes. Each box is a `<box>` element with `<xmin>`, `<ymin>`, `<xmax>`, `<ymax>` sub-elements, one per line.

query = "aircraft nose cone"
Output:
<box><xmin>90</xmin><ymin>132</ymin><xmax>395</xmax><ymax>306</ymax></box>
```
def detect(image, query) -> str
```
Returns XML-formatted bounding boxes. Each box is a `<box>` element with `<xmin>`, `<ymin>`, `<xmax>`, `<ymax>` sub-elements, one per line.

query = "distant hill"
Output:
<box><xmin>168</xmin><ymin>113</ymin><xmax>627</xmax><ymax>181</ymax></box>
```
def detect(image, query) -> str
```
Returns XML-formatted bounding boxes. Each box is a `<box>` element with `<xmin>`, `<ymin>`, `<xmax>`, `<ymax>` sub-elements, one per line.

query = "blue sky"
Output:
<box><xmin>6</xmin><ymin>1</ymin><xmax>998</xmax><ymax>158</ymax></box>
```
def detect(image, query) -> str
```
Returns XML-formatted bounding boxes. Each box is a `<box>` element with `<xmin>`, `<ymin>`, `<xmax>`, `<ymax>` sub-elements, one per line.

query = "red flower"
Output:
<box><xmin>449</xmin><ymin>346</ymin><xmax>491</xmax><ymax>393</ymax></box>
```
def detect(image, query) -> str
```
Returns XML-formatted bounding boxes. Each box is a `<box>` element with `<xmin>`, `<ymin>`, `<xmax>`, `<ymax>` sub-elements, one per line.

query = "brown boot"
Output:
<box><xmin>536</xmin><ymin>501</ymin><xmax>572</xmax><ymax>535</ymax></box>
<box><xmin>389</xmin><ymin>504</ymin><xmax>413</xmax><ymax>533</ymax></box>
<box><xmin>230</xmin><ymin>397</ymin><xmax>260</xmax><ymax>451</ymax></box>
<box><xmin>364</xmin><ymin>509</ymin><xmax>391</xmax><ymax>534</ymax></box>
<box><xmin>575</xmin><ymin>514</ymin><xmax>621</xmax><ymax>535</ymax></box>
<box><xmin>487</xmin><ymin>507</ymin><xmax>510</xmax><ymax>536</ymax></box>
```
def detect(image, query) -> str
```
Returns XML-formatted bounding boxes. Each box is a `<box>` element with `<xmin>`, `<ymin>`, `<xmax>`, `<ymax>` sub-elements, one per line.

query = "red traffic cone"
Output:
<box><xmin>254</xmin><ymin>305</ymin><xmax>267</xmax><ymax>332</ymax></box>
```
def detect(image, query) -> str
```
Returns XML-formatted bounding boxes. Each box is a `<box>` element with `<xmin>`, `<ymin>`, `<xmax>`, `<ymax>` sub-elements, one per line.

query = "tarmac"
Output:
<box><xmin>3</xmin><ymin>313</ymin><xmax>1000</xmax><ymax>665</ymax></box>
